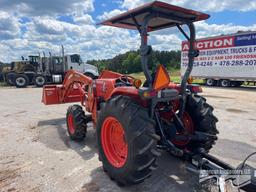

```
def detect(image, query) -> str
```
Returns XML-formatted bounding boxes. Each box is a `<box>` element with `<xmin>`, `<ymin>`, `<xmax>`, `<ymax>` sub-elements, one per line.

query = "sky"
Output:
<box><xmin>0</xmin><ymin>0</ymin><xmax>256</xmax><ymax>62</ymax></box>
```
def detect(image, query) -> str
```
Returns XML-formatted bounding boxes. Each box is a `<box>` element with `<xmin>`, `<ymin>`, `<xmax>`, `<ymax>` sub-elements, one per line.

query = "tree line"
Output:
<box><xmin>87</xmin><ymin>50</ymin><xmax>181</xmax><ymax>74</ymax></box>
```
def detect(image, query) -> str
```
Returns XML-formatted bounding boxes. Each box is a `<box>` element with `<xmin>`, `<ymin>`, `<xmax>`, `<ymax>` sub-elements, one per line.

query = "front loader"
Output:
<box><xmin>42</xmin><ymin>1</ymin><xmax>255</xmax><ymax>190</ymax></box>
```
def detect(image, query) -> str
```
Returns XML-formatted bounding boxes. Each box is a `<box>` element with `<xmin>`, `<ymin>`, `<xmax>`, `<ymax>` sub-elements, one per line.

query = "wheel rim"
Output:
<box><xmin>67</xmin><ymin>114</ymin><xmax>75</xmax><ymax>134</ymax></box>
<box><xmin>36</xmin><ymin>77</ymin><xmax>45</xmax><ymax>85</ymax></box>
<box><xmin>101</xmin><ymin>117</ymin><xmax>128</xmax><ymax>168</ymax></box>
<box><xmin>16</xmin><ymin>77</ymin><xmax>26</xmax><ymax>86</ymax></box>
<box><xmin>221</xmin><ymin>80</ymin><xmax>228</xmax><ymax>87</ymax></box>
<box><xmin>207</xmin><ymin>79</ymin><xmax>213</xmax><ymax>86</ymax></box>
<box><xmin>172</xmin><ymin>112</ymin><xmax>194</xmax><ymax>146</ymax></box>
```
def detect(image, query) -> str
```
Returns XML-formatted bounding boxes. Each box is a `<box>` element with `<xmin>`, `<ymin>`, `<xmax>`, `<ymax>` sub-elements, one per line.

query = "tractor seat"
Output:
<box><xmin>143</xmin><ymin>71</ymin><xmax>156</xmax><ymax>87</ymax></box>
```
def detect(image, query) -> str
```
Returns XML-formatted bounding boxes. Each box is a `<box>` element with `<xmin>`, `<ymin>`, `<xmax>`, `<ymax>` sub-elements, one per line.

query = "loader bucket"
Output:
<box><xmin>42</xmin><ymin>84</ymin><xmax>85</xmax><ymax>105</ymax></box>
<box><xmin>42</xmin><ymin>85</ymin><xmax>62</xmax><ymax>105</ymax></box>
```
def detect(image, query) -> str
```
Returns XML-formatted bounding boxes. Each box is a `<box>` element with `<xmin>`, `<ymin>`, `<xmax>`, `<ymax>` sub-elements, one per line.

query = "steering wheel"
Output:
<box><xmin>118</xmin><ymin>75</ymin><xmax>135</xmax><ymax>86</ymax></box>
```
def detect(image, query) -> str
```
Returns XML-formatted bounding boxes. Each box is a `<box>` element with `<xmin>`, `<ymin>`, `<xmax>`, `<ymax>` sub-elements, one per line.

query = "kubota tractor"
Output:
<box><xmin>42</xmin><ymin>1</ymin><xmax>256</xmax><ymax>190</ymax></box>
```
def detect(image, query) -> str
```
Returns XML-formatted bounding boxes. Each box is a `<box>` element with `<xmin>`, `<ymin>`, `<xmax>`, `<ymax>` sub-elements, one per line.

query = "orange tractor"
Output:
<box><xmin>42</xmin><ymin>1</ymin><xmax>255</xmax><ymax>190</ymax></box>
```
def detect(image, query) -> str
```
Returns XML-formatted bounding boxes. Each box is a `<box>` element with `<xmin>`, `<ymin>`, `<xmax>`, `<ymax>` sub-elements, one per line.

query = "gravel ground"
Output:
<box><xmin>0</xmin><ymin>86</ymin><xmax>255</xmax><ymax>192</ymax></box>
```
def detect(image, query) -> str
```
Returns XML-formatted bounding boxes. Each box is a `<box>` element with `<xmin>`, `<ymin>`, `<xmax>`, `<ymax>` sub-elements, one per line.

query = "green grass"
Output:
<box><xmin>0</xmin><ymin>82</ymin><xmax>7</xmax><ymax>87</ymax></box>
<box><xmin>129</xmin><ymin>72</ymin><xmax>146</xmax><ymax>82</ymax></box>
<box><xmin>243</xmin><ymin>82</ymin><xmax>256</xmax><ymax>86</ymax></box>
<box><xmin>130</xmin><ymin>71</ymin><xmax>253</xmax><ymax>86</ymax></box>
<box><xmin>130</xmin><ymin>69</ymin><xmax>181</xmax><ymax>82</ymax></box>
<box><xmin>129</xmin><ymin>69</ymin><xmax>204</xmax><ymax>84</ymax></box>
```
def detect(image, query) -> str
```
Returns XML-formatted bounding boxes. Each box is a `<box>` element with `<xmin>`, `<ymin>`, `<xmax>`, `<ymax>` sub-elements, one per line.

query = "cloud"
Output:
<box><xmin>0</xmin><ymin>0</ymin><xmax>94</xmax><ymax>17</ymax></box>
<box><xmin>195</xmin><ymin>21</ymin><xmax>256</xmax><ymax>38</ymax></box>
<box><xmin>1</xmin><ymin>17</ymin><xmax>255</xmax><ymax>63</ymax></box>
<box><xmin>73</xmin><ymin>14</ymin><xmax>94</xmax><ymax>24</ymax></box>
<box><xmin>121</xmin><ymin>0</ymin><xmax>145</xmax><ymax>10</ymax></box>
<box><xmin>0</xmin><ymin>44</ymin><xmax>13</xmax><ymax>61</ymax></box>
<box><xmin>23</xmin><ymin>17</ymin><xmax>95</xmax><ymax>42</ymax></box>
<box><xmin>121</xmin><ymin>0</ymin><xmax>256</xmax><ymax>12</ymax></box>
<box><xmin>97</xmin><ymin>9</ymin><xmax>125</xmax><ymax>21</ymax></box>
<box><xmin>0</xmin><ymin>11</ymin><xmax>20</xmax><ymax>40</ymax></box>
<box><xmin>2</xmin><ymin>39</ymin><xmax>29</xmax><ymax>50</ymax></box>
<box><xmin>150</xmin><ymin>34</ymin><xmax>181</xmax><ymax>50</ymax></box>
<box><xmin>10</xmin><ymin>15</ymin><xmax>139</xmax><ymax>61</ymax></box>
<box><xmin>0</xmin><ymin>0</ymin><xmax>255</xmax><ymax>64</ymax></box>
<box><xmin>33</xmin><ymin>18</ymin><xmax>66</xmax><ymax>35</ymax></box>
<box><xmin>135</xmin><ymin>21</ymin><xmax>256</xmax><ymax>52</ymax></box>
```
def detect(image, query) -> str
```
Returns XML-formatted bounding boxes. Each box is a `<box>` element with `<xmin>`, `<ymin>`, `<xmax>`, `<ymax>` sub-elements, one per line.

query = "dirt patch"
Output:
<box><xmin>3</xmin><ymin>110</ymin><xmax>27</xmax><ymax>117</ymax></box>
<box><xmin>0</xmin><ymin>87</ymin><xmax>255</xmax><ymax>192</ymax></box>
<box><xmin>29</xmin><ymin>125</ymin><xmax>37</xmax><ymax>130</ymax></box>
<box><xmin>0</xmin><ymin>160</ymin><xmax>15</xmax><ymax>165</ymax></box>
<box><xmin>226</xmin><ymin>108</ymin><xmax>248</xmax><ymax>113</ymax></box>
<box><xmin>37</xmin><ymin>118</ymin><xmax>71</xmax><ymax>151</ymax></box>
<box><xmin>202</xmin><ymin>95</ymin><xmax>234</xmax><ymax>99</ymax></box>
<box><xmin>81</xmin><ymin>181</ymin><xmax>100</xmax><ymax>192</ymax></box>
<box><xmin>6</xmin><ymin>187</ymin><xmax>16</xmax><ymax>191</ymax></box>
<box><xmin>0</xmin><ymin>167</ymin><xmax>20</xmax><ymax>190</ymax></box>
<box><xmin>252</xmin><ymin>138</ymin><xmax>256</xmax><ymax>143</ymax></box>
<box><xmin>212</xmin><ymin>139</ymin><xmax>256</xmax><ymax>162</ymax></box>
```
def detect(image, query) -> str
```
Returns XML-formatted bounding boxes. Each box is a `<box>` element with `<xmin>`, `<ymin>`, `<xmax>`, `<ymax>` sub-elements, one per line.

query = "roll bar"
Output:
<box><xmin>138</xmin><ymin>14</ymin><xmax>197</xmax><ymax>88</ymax></box>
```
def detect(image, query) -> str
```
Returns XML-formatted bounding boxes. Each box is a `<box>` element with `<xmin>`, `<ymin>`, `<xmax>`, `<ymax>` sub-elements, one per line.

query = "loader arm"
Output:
<box><xmin>60</xmin><ymin>70</ymin><xmax>93</xmax><ymax>102</ymax></box>
<box><xmin>42</xmin><ymin>70</ymin><xmax>93</xmax><ymax>105</ymax></box>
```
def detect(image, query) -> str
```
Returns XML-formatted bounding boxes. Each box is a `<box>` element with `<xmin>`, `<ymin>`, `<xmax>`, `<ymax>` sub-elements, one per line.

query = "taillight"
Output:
<box><xmin>188</xmin><ymin>85</ymin><xmax>203</xmax><ymax>93</ymax></box>
<box><xmin>139</xmin><ymin>88</ymin><xmax>157</xmax><ymax>99</ymax></box>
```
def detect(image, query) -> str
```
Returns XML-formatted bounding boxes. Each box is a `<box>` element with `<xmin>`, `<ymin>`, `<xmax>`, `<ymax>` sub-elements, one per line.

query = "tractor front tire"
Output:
<box><xmin>97</xmin><ymin>96</ymin><xmax>160</xmax><ymax>186</ymax></box>
<box><xmin>66</xmin><ymin>105</ymin><xmax>87</xmax><ymax>141</ymax></box>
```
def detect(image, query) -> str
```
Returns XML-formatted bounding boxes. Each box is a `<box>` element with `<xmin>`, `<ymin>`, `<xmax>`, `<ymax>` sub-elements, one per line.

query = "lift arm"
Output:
<box><xmin>42</xmin><ymin>70</ymin><xmax>93</xmax><ymax>105</ymax></box>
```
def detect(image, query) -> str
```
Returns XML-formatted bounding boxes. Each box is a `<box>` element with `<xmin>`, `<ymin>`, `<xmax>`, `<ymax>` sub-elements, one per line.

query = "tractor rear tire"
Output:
<box><xmin>96</xmin><ymin>96</ymin><xmax>160</xmax><ymax>186</ymax></box>
<box><xmin>186</xmin><ymin>94</ymin><xmax>219</xmax><ymax>153</ymax></box>
<box><xmin>14</xmin><ymin>74</ymin><xmax>29</xmax><ymax>88</ymax></box>
<box><xmin>66</xmin><ymin>105</ymin><xmax>87</xmax><ymax>141</ymax></box>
